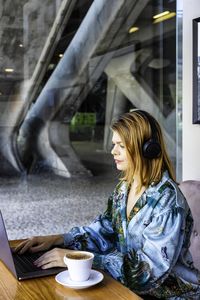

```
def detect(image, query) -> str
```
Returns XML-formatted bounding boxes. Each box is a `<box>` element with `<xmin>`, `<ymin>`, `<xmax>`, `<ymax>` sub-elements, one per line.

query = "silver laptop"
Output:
<box><xmin>0</xmin><ymin>210</ymin><xmax>66</xmax><ymax>280</ymax></box>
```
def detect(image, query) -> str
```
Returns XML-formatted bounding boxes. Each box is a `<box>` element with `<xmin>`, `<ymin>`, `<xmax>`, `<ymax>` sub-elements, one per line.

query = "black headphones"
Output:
<box><xmin>135</xmin><ymin>110</ymin><xmax>161</xmax><ymax>159</ymax></box>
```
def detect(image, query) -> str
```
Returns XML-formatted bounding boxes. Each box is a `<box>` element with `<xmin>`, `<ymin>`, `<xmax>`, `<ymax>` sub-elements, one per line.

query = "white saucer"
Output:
<box><xmin>55</xmin><ymin>269</ymin><xmax>104</xmax><ymax>289</ymax></box>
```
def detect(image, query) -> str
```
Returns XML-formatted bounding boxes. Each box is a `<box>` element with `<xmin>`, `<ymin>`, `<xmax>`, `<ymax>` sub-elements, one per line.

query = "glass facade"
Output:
<box><xmin>0</xmin><ymin>0</ymin><xmax>179</xmax><ymax>179</ymax></box>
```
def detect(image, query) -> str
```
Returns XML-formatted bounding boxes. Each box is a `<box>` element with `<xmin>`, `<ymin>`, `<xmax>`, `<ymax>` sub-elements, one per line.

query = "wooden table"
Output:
<box><xmin>0</xmin><ymin>240</ymin><xmax>142</xmax><ymax>300</ymax></box>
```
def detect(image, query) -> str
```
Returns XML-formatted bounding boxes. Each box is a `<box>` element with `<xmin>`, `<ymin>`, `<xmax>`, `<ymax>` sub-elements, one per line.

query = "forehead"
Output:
<box><xmin>112</xmin><ymin>131</ymin><xmax>123</xmax><ymax>142</ymax></box>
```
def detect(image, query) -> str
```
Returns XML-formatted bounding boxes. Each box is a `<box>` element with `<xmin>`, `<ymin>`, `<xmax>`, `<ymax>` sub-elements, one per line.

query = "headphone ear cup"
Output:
<box><xmin>143</xmin><ymin>139</ymin><xmax>161</xmax><ymax>159</ymax></box>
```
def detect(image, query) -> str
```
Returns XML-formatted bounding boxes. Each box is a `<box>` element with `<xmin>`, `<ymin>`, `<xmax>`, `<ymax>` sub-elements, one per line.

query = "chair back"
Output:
<box><xmin>179</xmin><ymin>180</ymin><xmax>200</xmax><ymax>271</ymax></box>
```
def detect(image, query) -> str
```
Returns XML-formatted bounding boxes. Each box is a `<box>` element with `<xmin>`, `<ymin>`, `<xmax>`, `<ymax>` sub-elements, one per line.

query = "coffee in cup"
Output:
<box><xmin>63</xmin><ymin>251</ymin><xmax>94</xmax><ymax>282</ymax></box>
<box><xmin>65</xmin><ymin>253</ymin><xmax>91</xmax><ymax>260</ymax></box>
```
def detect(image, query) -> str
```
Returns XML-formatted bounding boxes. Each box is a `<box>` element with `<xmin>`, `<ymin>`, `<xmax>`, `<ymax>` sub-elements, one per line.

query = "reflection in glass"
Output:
<box><xmin>0</xmin><ymin>0</ymin><xmax>178</xmax><ymax>179</ymax></box>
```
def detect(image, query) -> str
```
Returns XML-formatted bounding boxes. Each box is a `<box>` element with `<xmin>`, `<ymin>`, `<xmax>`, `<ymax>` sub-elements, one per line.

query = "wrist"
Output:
<box><xmin>52</xmin><ymin>235</ymin><xmax>64</xmax><ymax>246</ymax></box>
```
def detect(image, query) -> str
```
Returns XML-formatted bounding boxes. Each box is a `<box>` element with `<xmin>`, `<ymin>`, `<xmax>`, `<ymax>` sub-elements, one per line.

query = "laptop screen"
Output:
<box><xmin>0</xmin><ymin>211</ymin><xmax>17</xmax><ymax>278</ymax></box>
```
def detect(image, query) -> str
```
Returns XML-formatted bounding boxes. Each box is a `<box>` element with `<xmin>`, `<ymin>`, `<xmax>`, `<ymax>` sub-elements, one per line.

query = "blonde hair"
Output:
<box><xmin>111</xmin><ymin>110</ymin><xmax>175</xmax><ymax>192</ymax></box>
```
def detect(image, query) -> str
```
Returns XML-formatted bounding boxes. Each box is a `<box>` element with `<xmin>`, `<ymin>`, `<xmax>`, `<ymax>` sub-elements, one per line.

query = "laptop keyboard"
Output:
<box><xmin>13</xmin><ymin>252</ymin><xmax>45</xmax><ymax>274</ymax></box>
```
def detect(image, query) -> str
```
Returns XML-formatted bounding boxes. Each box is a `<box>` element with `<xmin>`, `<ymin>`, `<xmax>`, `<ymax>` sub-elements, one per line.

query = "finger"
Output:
<box><xmin>34</xmin><ymin>249</ymin><xmax>52</xmax><ymax>261</ymax></box>
<box><xmin>35</xmin><ymin>256</ymin><xmax>55</xmax><ymax>268</ymax></box>
<box><xmin>19</xmin><ymin>241</ymin><xmax>34</xmax><ymax>254</ymax></box>
<box><xmin>13</xmin><ymin>240</ymin><xmax>30</xmax><ymax>253</ymax></box>
<box><xmin>34</xmin><ymin>248</ymin><xmax>67</xmax><ymax>267</ymax></box>
<box><xmin>35</xmin><ymin>248</ymin><xmax>57</xmax><ymax>261</ymax></box>
<box><xmin>40</xmin><ymin>257</ymin><xmax>66</xmax><ymax>269</ymax></box>
<box><xmin>34</xmin><ymin>252</ymin><xmax>54</xmax><ymax>266</ymax></box>
<box><xmin>41</xmin><ymin>260</ymin><xmax>60</xmax><ymax>269</ymax></box>
<box><xmin>29</xmin><ymin>243</ymin><xmax>47</xmax><ymax>253</ymax></box>
<box><xmin>34</xmin><ymin>249</ymin><xmax>61</xmax><ymax>267</ymax></box>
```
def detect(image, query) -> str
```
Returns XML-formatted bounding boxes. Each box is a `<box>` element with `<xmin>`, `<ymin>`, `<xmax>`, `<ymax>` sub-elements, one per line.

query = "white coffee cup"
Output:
<box><xmin>63</xmin><ymin>251</ymin><xmax>94</xmax><ymax>282</ymax></box>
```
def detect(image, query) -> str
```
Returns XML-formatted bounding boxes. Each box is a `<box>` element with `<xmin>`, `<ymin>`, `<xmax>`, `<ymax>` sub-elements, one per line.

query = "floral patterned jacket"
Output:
<box><xmin>63</xmin><ymin>172</ymin><xmax>200</xmax><ymax>299</ymax></box>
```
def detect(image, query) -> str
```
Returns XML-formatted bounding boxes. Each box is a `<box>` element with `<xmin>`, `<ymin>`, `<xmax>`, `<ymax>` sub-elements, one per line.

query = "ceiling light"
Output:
<box><xmin>129</xmin><ymin>27</ymin><xmax>139</xmax><ymax>34</ymax></box>
<box><xmin>153</xmin><ymin>11</ymin><xmax>170</xmax><ymax>19</ymax></box>
<box><xmin>19</xmin><ymin>44</ymin><xmax>23</xmax><ymax>48</ymax></box>
<box><xmin>59</xmin><ymin>54</ymin><xmax>63</xmax><ymax>58</ymax></box>
<box><xmin>5</xmin><ymin>68</ymin><xmax>14</xmax><ymax>73</ymax></box>
<box><xmin>153</xmin><ymin>12</ymin><xmax>176</xmax><ymax>24</ymax></box>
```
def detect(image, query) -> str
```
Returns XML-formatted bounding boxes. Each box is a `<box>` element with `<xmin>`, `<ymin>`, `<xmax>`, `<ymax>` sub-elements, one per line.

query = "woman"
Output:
<box><xmin>16</xmin><ymin>110</ymin><xmax>200</xmax><ymax>299</ymax></box>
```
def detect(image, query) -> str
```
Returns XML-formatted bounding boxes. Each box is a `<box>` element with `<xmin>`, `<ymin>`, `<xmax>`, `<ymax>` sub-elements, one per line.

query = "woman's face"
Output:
<box><xmin>111</xmin><ymin>131</ymin><xmax>128</xmax><ymax>171</ymax></box>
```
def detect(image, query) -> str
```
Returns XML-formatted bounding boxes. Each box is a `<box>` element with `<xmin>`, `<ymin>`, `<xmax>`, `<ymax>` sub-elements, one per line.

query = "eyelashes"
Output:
<box><xmin>111</xmin><ymin>143</ymin><xmax>125</xmax><ymax>149</ymax></box>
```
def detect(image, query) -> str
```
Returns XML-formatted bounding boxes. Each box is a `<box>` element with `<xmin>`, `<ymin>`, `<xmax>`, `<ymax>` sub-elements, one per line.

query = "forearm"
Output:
<box><xmin>51</xmin><ymin>234</ymin><xmax>64</xmax><ymax>246</ymax></box>
<box><xmin>63</xmin><ymin>223</ymin><xmax>116</xmax><ymax>253</ymax></box>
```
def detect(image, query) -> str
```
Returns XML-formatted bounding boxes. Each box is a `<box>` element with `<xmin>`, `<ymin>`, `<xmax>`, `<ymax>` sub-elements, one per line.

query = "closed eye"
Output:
<box><xmin>111</xmin><ymin>142</ymin><xmax>125</xmax><ymax>149</ymax></box>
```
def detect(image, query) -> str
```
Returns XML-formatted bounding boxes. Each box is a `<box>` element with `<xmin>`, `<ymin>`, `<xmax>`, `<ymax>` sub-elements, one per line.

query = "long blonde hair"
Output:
<box><xmin>111</xmin><ymin>110</ymin><xmax>175</xmax><ymax>192</ymax></box>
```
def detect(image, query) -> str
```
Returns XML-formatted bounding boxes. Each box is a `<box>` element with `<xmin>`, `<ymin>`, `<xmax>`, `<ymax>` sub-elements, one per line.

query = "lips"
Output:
<box><xmin>115</xmin><ymin>160</ymin><xmax>123</xmax><ymax>164</ymax></box>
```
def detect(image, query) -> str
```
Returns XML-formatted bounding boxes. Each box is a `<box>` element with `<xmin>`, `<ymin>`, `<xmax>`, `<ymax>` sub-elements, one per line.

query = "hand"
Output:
<box><xmin>14</xmin><ymin>235</ymin><xmax>64</xmax><ymax>254</ymax></box>
<box><xmin>34</xmin><ymin>248</ymin><xmax>74</xmax><ymax>269</ymax></box>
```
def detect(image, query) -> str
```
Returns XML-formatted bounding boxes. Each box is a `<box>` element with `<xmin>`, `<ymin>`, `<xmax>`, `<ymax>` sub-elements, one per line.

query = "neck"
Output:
<box><xmin>130</xmin><ymin>175</ymin><xmax>145</xmax><ymax>195</ymax></box>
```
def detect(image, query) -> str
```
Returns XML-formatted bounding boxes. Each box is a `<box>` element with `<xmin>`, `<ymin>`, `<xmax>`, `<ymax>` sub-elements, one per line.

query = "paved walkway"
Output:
<box><xmin>0</xmin><ymin>172</ymin><xmax>117</xmax><ymax>240</ymax></box>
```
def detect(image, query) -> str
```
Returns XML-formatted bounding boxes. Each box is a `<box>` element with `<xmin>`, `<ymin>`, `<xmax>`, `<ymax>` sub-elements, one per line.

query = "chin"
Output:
<box><xmin>116</xmin><ymin>166</ymin><xmax>126</xmax><ymax>171</ymax></box>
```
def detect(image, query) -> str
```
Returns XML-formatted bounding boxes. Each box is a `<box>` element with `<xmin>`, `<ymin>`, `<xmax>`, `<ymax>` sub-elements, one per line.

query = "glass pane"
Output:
<box><xmin>0</xmin><ymin>0</ymin><xmax>180</xmax><ymax>239</ymax></box>
<box><xmin>0</xmin><ymin>0</ymin><xmax>178</xmax><ymax>179</ymax></box>
<box><xmin>69</xmin><ymin>0</ymin><xmax>177</xmax><ymax>177</ymax></box>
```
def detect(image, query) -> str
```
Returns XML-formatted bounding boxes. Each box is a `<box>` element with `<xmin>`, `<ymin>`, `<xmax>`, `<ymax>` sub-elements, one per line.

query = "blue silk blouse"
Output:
<box><xmin>63</xmin><ymin>171</ymin><xmax>200</xmax><ymax>299</ymax></box>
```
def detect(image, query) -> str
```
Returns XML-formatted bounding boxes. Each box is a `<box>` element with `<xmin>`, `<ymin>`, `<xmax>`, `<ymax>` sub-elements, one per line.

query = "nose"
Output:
<box><xmin>111</xmin><ymin>144</ymin><xmax>118</xmax><ymax>156</ymax></box>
